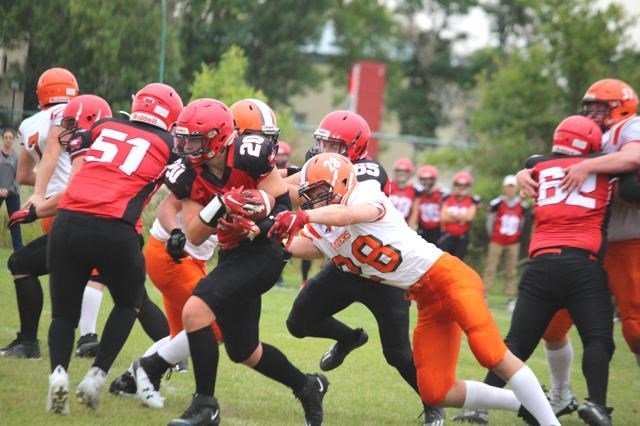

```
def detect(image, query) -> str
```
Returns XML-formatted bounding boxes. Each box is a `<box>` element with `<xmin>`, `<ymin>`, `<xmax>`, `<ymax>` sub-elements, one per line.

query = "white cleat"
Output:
<box><xmin>133</xmin><ymin>359</ymin><xmax>165</xmax><ymax>409</ymax></box>
<box><xmin>46</xmin><ymin>365</ymin><xmax>70</xmax><ymax>414</ymax></box>
<box><xmin>76</xmin><ymin>366</ymin><xmax>107</xmax><ymax>410</ymax></box>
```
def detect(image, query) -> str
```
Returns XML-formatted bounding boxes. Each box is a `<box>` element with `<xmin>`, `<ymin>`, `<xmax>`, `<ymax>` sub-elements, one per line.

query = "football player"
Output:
<box><xmin>159</xmin><ymin>98</ymin><xmax>327</xmax><ymax>426</ymax></box>
<box><xmin>438</xmin><ymin>171</ymin><xmax>479</xmax><ymax>259</ymax></box>
<box><xmin>515</xmin><ymin>79</ymin><xmax>640</xmax><ymax>418</ymax></box>
<box><xmin>456</xmin><ymin>116</ymin><xmax>617</xmax><ymax>426</ymax></box>
<box><xmin>282</xmin><ymin>111</ymin><xmax>446</xmax><ymax>424</ymax></box>
<box><xmin>411</xmin><ymin>165</ymin><xmax>447</xmax><ymax>245</ymax></box>
<box><xmin>269</xmin><ymin>153</ymin><xmax>559</xmax><ymax>426</ymax></box>
<box><xmin>389</xmin><ymin>158</ymin><xmax>418</xmax><ymax>222</ymax></box>
<box><xmin>44</xmin><ymin>83</ymin><xmax>183</xmax><ymax>414</ymax></box>
<box><xmin>1</xmin><ymin>69</ymin><xmax>103</xmax><ymax>359</ymax></box>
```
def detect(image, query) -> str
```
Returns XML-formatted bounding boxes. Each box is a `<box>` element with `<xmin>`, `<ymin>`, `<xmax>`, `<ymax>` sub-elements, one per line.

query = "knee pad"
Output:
<box><xmin>417</xmin><ymin>368</ymin><xmax>452</xmax><ymax>406</ymax></box>
<box><xmin>285</xmin><ymin>314</ymin><xmax>307</xmax><ymax>339</ymax></box>
<box><xmin>621</xmin><ymin>319</ymin><xmax>640</xmax><ymax>354</ymax></box>
<box><xmin>8</xmin><ymin>250</ymin><xmax>27</xmax><ymax>276</ymax></box>
<box><xmin>225</xmin><ymin>340</ymin><xmax>257</xmax><ymax>364</ymax></box>
<box><xmin>468</xmin><ymin>324</ymin><xmax>507</xmax><ymax>369</ymax></box>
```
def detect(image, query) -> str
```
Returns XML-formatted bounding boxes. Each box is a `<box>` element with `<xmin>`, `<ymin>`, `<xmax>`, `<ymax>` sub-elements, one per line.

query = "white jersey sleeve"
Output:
<box><xmin>301</xmin><ymin>180</ymin><xmax>444</xmax><ymax>289</ymax></box>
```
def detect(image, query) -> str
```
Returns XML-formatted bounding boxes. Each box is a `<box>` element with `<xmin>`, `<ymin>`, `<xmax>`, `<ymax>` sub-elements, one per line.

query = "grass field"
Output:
<box><xmin>0</xmin><ymin>247</ymin><xmax>638</xmax><ymax>425</ymax></box>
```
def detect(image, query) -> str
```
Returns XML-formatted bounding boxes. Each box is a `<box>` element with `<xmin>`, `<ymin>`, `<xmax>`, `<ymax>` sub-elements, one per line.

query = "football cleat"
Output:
<box><xmin>422</xmin><ymin>404</ymin><xmax>446</xmax><ymax>426</ymax></box>
<box><xmin>133</xmin><ymin>359</ymin><xmax>165</xmax><ymax>408</ymax></box>
<box><xmin>109</xmin><ymin>370</ymin><xmax>137</xmax><ymax>397</ymax></box>
<box><xmin>578</xmin><ymin>399</ymin><xmax>613</xmax><ymax>426</ymax></box>
<box><xmin>0</xmin><ymin>334</ymin><xmax>41</xmax><ymax>359</ymax></box>
<box><xmin>517</xmin><ymin>405</ymin><xmax>539</xmax><ymax>426</ymax></box>
<box><xmin>319</xmin><ymin>328</ymin><xmax>368</xmax><ymax>371</ymax></box>
<box><xmin>46</xmin><ymin>365</ymin><xmax>70</xmax><ymax>414</ymax></box>
<box><xmin>294</xmin><ymin>374</ymin><xmax>329</xmax><ymax>426</ymax></box>
<box><xmin>452</xmin><ymin>409</ymin><xmax>489</xmax><ymax>424</ymax></box>
<box><xmin>168</xmin><ymin>394</ymin><xmax>220</xmax><ymax>426</ymax></box>
<box><xmin>174</xmin><ymin>359</ymin><xmax>189</xmax><ymax>374</ymax></box>
<box><xmin>76</xmin><ymin>366</ymin><xmax>107</xmax><ymax>410</ymax></box>
<box><xmin>550</xmin><ymin>392</ymin><xmax>578</xmax><ymax>417</ymax></box>
<box><xmin>76</xmin><ymin>333</ymin><xmax>100</xmax><ymax>358</ymax></box>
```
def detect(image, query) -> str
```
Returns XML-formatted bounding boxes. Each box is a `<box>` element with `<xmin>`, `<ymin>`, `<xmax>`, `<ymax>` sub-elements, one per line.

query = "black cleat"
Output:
<box><xmin>0</xmin><ymin>334</ymin><xmax>40</xmax><ymax>358</ymax></box>
<box><xmin>319</xmin><ymin>328</ymin><xmax>368</xmax><ymax>371</ymax></box>
<box><xmin>294</xmin><ymin>374</ymin><xmax>329</xmax><ymax>426</ymax></box>
<box><xmin>109</xmin><ymin>370</ymin><xmax>137</xmax><ymax>397</ymax></box>
<box><xmin>453</xmin><ymin>409</ymin><xmax>489</xmax><ymax>424</ymax></box>
<box><xmin>168</xmin><ymin>394</ymin><xmax>220</xmax><ymax>426</ymax></box>
<box><xmin>422</xmin><ymin>404</ymin><xmax>446</xmax><ymax>426</ymax></box>
<box><xmin>76</xmin><ymin>333</ymin><xmax>99</xmax><ymax>358</ymax></box>
<box><xmin>517</xmin><ymin>405</ymin><xmax>540</xmax><ymax>426</ymax></box>
<box><xmin>578</xmin><ymin>399</ymin><xmax>613</xmax><ymax>426</ymax></box>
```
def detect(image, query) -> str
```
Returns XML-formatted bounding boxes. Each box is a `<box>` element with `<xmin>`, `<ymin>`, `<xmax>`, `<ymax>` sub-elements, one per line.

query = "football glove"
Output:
<box><xmin>268</xmin><ymin>210</ymin><xmax>310</xmax><ymax>248</ymax></box>
<box><xmin>216</xmin><ymin>213</ymin><xmax>256</xmax><ymax>250</ymax></box>
<box><xmin>8</xmin><ymin>204</ymin><xmax>38</xmax><ymax>228</ymax></box>
<box><xmin>166</xmin><ymin>228</ymin><xmax>187</xmax><ymax>264</ymax></box>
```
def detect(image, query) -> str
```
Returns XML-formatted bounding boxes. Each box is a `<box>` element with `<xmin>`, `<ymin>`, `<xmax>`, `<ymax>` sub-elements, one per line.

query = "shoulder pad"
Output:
<box><xmin>234</xmin><ymin>134</ymin><xmax>275</xmax><ymax>180</ymax></box>
<box><xmin>164</xmin><ymin>158</ymin><xmax>196</xmax><ymax>199</ymax></box>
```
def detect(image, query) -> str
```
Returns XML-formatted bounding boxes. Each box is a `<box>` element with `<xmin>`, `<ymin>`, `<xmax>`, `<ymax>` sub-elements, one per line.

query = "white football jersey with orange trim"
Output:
<box><xmin>601</xmin><ymin>115</ymin><xmax>640</xmax><ymax>242</ymax></box>
<box><xmin>16</xmin><ymin>104</ymin><xmax>71</xmax><ymax>197</ymax></box>
<box><xmin>300</xmin><ymin>180</ymin><xmax>444</xmax><ymax>289</ymax></box>
<box><xmin>149</xmin><ymin>215</ymin><xmax>217</xmax><ymax>261</ymax></box>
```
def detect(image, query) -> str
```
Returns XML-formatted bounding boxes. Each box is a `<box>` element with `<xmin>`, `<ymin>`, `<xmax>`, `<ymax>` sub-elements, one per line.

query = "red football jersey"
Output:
<box><xmin>489</xmin><ymin>197</ymin><xmax>528</xmax><ymax>245</ymax></box>
<box><xmin>417</xmin><ymin>188</ymin><xmax>447</xmax><ymax>230</ymax></box>
<box><xmin>389</xmin><ymin>182</ymin><xmax>418</xmax><ymax>221</ymax></box>
<box><xmin>528</xmin><ymin>154</ymin><xmax>614</xmax><ymax>257</ymax></box>
<box><xmin>60</xmin><ymin>118</ymin><xmax>174</xmax><ymax>226</ymax></box>
<box><xmin>165</xmin><ymin>133</ymin><xmax>275</xmax><ymax>205</ymax></box>
<box><xmin>441</xmin><ymin>194</ymin><xmax>479</xmax><ymax>236</ymax></box>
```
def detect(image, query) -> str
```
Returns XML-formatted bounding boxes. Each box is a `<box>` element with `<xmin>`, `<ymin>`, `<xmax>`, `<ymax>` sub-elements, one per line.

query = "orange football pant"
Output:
<box><xmin>411</xmin><ymin>253</ymin><xmax>508</xmax><ymax>405</ymax></box>
<box><xmin>543</xmin><ymin>240</ymin><xmax>640</xmax><ymax>354</ymax></box>
<box><xmin>144</xmin><ymin>235</ymin><xmax>222</xmax><ymax>341</ymax></box>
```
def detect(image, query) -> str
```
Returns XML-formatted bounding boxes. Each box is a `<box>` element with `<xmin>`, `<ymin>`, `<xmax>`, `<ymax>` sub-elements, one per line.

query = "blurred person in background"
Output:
<box><xmin>0</xmin><ymin>128</ymin><xmax>23</xmax><ymax>250</ymax></box>
<box><xmin>439</xmin><ymin>171</ymin><xmax>479</xmax><ymax>260</ymax></box>
<box><xmin>389</xmin><ymin>158</ymin><xmax>418</xmax><ymax>222</ymax></box>
<box><xmin>483</xmin><ymin>175</ymin><xmax>528</xmax><ymax>312</ymax></box>
<box><xmin>411</xmin><ymin>165</ymin><xmax>447</xmax><ymax>245</ymax></box>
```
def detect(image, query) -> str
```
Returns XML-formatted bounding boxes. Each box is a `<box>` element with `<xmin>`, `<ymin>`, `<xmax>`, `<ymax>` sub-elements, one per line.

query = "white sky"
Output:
<box><xmin>448</xmin><ymin>0</ymin><xmax>640</xmax><ymax>55</ymax></box>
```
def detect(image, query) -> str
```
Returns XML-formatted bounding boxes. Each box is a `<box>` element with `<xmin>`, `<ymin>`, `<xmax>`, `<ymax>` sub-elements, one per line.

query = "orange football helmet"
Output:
<box><xmin>230</xmin><ymin>98</ymin><xmax>279</xmax><ymax>137</ymax></box>
<box><xmin>581</xmin><ymin>79</ymin><xmax>638</xmax><ymax>130</ymax></box>
<box><xmin>299</xmin><ymin>153</ymin><xmax>356</xmax><ymax>209</ymax></box>
<box><xmin>36</xmin><ymin>67</ymin><xmax>79</xmax><ymax>108</ymax></box>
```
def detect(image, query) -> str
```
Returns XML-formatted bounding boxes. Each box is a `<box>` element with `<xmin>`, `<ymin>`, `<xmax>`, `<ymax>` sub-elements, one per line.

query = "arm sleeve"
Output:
<box><xmin>256</xmin><ymin>190</ymin><xmax>292</xmax><ymax>236</ymax></box>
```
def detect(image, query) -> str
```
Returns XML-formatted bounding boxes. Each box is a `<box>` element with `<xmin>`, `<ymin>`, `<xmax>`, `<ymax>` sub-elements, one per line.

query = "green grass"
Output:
<box><xmin>0</xmin><ymin>248</ymin><xmax>638</xmax><ymax>425</ymax></box>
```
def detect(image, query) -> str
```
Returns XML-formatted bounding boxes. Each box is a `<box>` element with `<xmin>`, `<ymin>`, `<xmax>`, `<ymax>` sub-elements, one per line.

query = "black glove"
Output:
<box><xmin>8</xmin><ymin>204</ymin><xmax>38</xmax><ymax>228</ymax></box>
<box><xmin>166</xmin><ymin>228</ymin><xmax>187</xmax><ymax>264</ymax></box>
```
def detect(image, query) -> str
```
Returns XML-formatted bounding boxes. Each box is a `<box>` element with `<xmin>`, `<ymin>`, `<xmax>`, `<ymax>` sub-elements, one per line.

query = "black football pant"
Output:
<box><xmin>417</xmin><ymin>227</ymin><xmax>441</xmax><ymax>246</ymax></box>
<box><xmin>438</xmin><ymin>233</ymin><xmax>469</xmax><ymax>259</ymax></box>
<box><xmin>287</xmin><ymin>262</ymin><xmax>419</xmax><ymax>395</ymax></box>
<box><xmin>47</xmin><ymin>210</ymin><xmax>146</xmax><ymax>373</ymax></box>
<box><xmin>484</xmin><ymin>251</ymin><xmax>614</xmax><ymax>405</ymax></box>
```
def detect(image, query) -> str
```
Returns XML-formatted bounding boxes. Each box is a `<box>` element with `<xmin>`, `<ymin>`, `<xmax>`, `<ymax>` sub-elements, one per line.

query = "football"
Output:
<box><xmin>242</xmin><ymin>188</ymin><xmax>276</xmax><ymax>221</ymax></box>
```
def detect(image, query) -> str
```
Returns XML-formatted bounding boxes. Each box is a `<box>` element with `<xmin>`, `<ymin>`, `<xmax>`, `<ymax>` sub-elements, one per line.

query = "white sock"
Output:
<box><xmin>544</xmin><ymin>342</ymin><xmax>573</xmax><ymax>395</ymax></box>
<box><xmin>142</xmin><ymin>336</ymin><xmax>171</xmax><ymax>357</ymax></box>
<box><xmin>79</xmin><ymin>285</ymin><xmax>103</xmax><ymax>336</ymax></box>
<box><xmin>158</xmin><ymin>330</ymin><xmax>190</xmax><ymax>365</ymax></box>
<box><xmin>462</xmin><ymin>380</ymin><xmax>520</xmax><ymax>411</ymax></box>
<box><xmin>508</xmin><ymin>366</ymin><xmax>559</xmax><ymax>425</ymax></box>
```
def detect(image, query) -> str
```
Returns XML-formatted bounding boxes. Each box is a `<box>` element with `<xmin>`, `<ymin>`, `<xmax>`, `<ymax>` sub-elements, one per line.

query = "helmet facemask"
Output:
<box><xmin>173</xmin><ymin>127</ymin><xmax>231</xmax><ymax>168</ymax></box>
<box><xmin>298</xmin><ymin>181</ymin><xmax>339</xmax><ymax>210</ymax></box>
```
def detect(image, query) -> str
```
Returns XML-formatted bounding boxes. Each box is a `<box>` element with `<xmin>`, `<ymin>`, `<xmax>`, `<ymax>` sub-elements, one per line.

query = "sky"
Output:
<box><xmin>447</xmin><ymin>0</ymin><xmax>640</xmax><ymax>55</ymax></box>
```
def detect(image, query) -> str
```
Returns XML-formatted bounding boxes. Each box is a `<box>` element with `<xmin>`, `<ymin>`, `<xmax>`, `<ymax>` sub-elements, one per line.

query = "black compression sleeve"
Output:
<box><xmin>256</xmin><ymin>191</ymin><xmax>292</xmax><ymax>236</ymax></box>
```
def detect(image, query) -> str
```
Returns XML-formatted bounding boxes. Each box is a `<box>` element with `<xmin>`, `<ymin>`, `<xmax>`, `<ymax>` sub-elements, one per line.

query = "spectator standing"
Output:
<box><xmin>0</xmin><ymin>128</ymin><xmax>23</xmax><ymax>250</ymax></box>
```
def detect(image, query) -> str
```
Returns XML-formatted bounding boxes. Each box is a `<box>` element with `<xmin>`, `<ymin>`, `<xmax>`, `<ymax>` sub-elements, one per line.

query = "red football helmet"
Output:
<box><xmin>299</xmin><ymin>153</ymin><xmax>356</xmax><ymax>210</ymax></box>
<box><xmin>453</xmin><ymin>171</ymin><xmax>473</xmax><ymax>186</ymax></box>
<box><xmin>313</xmin><ymin>110</ymin><xmax>370</xmax><ymax>161</ymax></box>
<box><xmin>59</xmin><ymin>95</ymin><xmax>112</xmax><ymax>148</ymax></box>
<box><xmin>173</xmin><ymin>98</ymin><xmax>236</xmax><ymax>167</ymax></box>
<box><xmin>581</xmin><ymin>79</ymin><xmax>638</xmax><ymax>130</ymax></box>
<box><xmin>417</xmin><ymin>165</ymin><xmax>438</xmax><ymax>180</ymax></box>
<box><xmin>130</xmin><ymin>83</ymin><xmax>183</xmax><ymax>131</ymax></box>
<box><xmin>393</xmin><ymin>158</ymin><xmax>414</xmax><ymax>173</ymax></box>
<box><xmin>278</xmin><ymin>141</ymin><xmax>292</xmax><ymax>156</ymax></box>
<box><xmin>552</xmin><ymin>115</ymin><xmax>602</xmax><ymax>156</ymax></box>
<box><xmin>36</xmin><ymin>67</ymin><xmax>79</xmax><ymax>108</ymax></box>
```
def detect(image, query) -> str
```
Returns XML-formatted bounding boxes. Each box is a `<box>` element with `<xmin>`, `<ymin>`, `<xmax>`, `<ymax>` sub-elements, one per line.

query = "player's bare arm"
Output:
<box><xmin>408</xmin><ymin>198</ymin><xmax>420</xmax><ymax>228</ymax></box>
<box><xmin>561</xmin><ymin>142</ymin><xmax>640</xmax><ymax>192</ymax></box>
<box><xmin>282</xmin><ymin>170</ymin><xmax>303</xmax><ymax>206</ymax></box>
<box><xmin>516</xmin><ymin>168</ymin><xmax>538</xmax><ymax>197</ymax></box>
<box><xmin>181</xmin><ymin>198</ymin><xmax>217</xmax><ymax>246</ymax></box>
<box><xmin>156</xmin><ymin>192</ymin><xmax>182</xmax><ymax>232</ymax></box>
<box><xmin>286</xmin><ymin>236</ymin><xmax>324</xmax><ymax>260</ymax></box>
<box><xmin>307</xmin><ymin>203</ymin><xmax>382</xmax><ymax>227</ymax></box>
<box><xmin>16</xmin><ymin>147</ymin><xmax>36</xmax><ymax>187</ymax></box>
<box><xmin>32</xmin><ymin>125</ymin><xmax>64</xmax><ymax>204</ymax></box>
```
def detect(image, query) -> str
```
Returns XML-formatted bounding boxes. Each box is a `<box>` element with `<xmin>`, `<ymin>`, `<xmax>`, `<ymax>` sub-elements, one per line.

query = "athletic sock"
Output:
<box><xmin>14</xmin><ymin>276</ymin><xmax>43</xmax><ymax>341</ymax></box>
<box><xmin>252</xmin><ymin>343</ymin><xmax>307</xmax><ymax>392</ymax></box>
<box><xmin>462</xmin><ymin>380</ymin><xmax>520</xmax><ymax>411</ymax></box>
<box><xmin>544</xmin><ymin>342</ymin><xmax>573</xmax><ymax>396</ymax></box>
<box><xmin>158</xmin><ymin>330</ymin><xmax>190</xmax><ymax>365</ymax></box>
<box><xmin>79</xmin><ymin>285</ymin><xmax>103</xmax><ymax>335</ymax></box>
<box><xmin>142</xmin><ymin>335</ymin><xmax>170</xmax><ymax>357</ymax></box>
<box><xmin>188</xmin><ymin>326</ymin><xmax>219</xmax><ymax>396</ymax></box>
<box><xmin>508</xmin><ymin>366</ymin><xmax>559</xmax><ymax>425</ymax></box>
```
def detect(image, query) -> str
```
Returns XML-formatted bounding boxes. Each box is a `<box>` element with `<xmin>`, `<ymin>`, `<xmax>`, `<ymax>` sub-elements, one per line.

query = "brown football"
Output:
<box><xmin>242</xmin><ymin>189</ymin><xmax>276</xmax><ymax>221</ymax></box>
